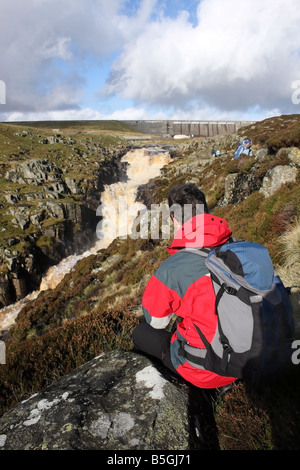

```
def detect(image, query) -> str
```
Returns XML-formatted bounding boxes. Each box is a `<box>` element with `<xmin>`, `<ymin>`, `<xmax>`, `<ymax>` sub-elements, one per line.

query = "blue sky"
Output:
<box><xmin>1</xmin><ymin>0</ymin><xmax>300</xmax><ymax>123</ymax></box>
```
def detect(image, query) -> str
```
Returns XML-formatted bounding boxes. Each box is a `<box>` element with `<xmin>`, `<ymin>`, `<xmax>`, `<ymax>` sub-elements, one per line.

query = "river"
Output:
<box><xmin>0</xmin><ymin>147</ymin><xmax>172</xmax><ymax>333</ymax></box>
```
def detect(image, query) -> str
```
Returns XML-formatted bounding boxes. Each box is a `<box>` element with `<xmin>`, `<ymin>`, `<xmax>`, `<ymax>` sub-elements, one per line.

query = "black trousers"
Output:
<box><xmin>132</xmin><ymin>322</ymin><xmax>179</xmax><ymax>376</ymax></box>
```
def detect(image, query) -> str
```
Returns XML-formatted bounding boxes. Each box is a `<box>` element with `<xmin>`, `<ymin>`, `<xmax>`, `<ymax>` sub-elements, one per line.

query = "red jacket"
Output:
<box><xmin>142</xmin><ymin>214</ymin><xmax>237</xmax><ymax>389</ymax></box>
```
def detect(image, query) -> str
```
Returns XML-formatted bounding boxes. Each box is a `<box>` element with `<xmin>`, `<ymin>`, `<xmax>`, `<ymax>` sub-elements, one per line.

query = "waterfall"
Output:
<box><xmin>0</xmin><ymin>147</ymin><xmax>171</xmax><ymax>333</ymax></box>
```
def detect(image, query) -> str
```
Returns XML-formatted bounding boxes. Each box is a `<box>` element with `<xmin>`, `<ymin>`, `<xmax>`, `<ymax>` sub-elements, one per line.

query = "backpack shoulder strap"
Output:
<box><xmin>181</xmin><ymin>247</ymin><xmax>211</xmax><ymax>257</ymax></box>
<box><xmin>180</xmin><ymin>237</ymin><xmax>237</xmax><ymax>258</ymax></box>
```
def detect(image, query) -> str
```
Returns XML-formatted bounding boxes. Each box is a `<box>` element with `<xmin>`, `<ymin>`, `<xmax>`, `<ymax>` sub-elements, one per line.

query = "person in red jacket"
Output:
<box><xmin>132</xmin><ymin>183</ymin><xmax>237</xmax><ymax>390</ymax></box>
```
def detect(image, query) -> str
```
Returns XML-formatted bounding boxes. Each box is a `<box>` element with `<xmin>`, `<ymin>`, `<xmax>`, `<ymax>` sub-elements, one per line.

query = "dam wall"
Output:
<box><xmin>120</xmin><ymin>120</ymin><xmax>253</xmax><ymax>138</ymax></box>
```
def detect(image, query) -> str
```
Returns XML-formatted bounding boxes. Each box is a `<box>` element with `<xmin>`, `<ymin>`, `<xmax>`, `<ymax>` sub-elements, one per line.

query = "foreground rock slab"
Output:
<box><xmin>0</xmin><ymin>349</ymin><xmax>218</xmax><ymax>450</ymax></box>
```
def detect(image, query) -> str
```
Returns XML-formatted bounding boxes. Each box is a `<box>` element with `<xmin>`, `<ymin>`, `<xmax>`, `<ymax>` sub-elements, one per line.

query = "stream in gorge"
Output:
<box><xmin>0</xmin><ymin>147</ymin><xmax>172</xmax><ymax>334</ymax></box>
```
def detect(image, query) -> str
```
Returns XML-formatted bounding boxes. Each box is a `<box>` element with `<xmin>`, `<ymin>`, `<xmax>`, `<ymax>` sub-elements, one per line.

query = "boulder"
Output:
<box><xmin>260</xmin><ymin>165</ymin><xmax>298</xmax><ymax>198</ymax></box>
<box><xmin>65</xmin><ymin>177</ymin><xmax>80</xmax><ymax>194</ymax></box>
<box><xmin>4</xmin><ymin>193</ymin><xmax>20</xmax><ymax>204</ymax></box>
<box><xmin>255</xmin><ymin>148</ymin><xmax>268</xmax><ymax>161</ymax></box>
<box><xmin>286</xmin><ymin>147</ymin><xmax>300</xmax><ymax>165</ymax></box>
<box><xmin>0</xmin><ymin>350</ymin><xmax>219</xmax><ymax>451</ymax></box>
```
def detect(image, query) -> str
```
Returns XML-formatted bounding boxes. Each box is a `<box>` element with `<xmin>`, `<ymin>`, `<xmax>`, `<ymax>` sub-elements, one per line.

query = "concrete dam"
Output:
<box><xmin>121</xmin><ymin>120</ymin><xmax>254</xmax><ymax>138</ymax></box>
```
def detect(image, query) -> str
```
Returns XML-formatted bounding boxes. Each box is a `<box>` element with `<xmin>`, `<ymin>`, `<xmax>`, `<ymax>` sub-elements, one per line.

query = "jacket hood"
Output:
<box><xmin>167</xmin><ymin>214</ymin><xmax>232</xmax><ymax>254</ymax></box>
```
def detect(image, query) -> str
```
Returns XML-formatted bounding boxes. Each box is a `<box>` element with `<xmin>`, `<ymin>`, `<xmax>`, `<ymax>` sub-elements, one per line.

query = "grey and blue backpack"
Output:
<box><xmin>183</xmin><ymin>240</ymin><xmax>295</xmax><ymax>382</ymax></box>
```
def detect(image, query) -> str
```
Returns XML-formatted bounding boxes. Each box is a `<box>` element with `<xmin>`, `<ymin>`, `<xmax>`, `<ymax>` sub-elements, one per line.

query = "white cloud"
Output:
<box><xmin>1</xmin><ymin>0</ymin><xmax>300</xmax><ymax>122</ymax></box>
<box><xmin>104</xmin><ymin>0</ymin><xmax>300</xmax><ymax>115</ymax></box>
<box><xmin>0</xmin><ymin>0</ymin><xmax>146</xmax><ymax>115</ymax></box>
<box><xmin>3</xmin><ymin>105</ymin><xmax>168</xmax><ymax>123</ymax></box>
<box><xmin>4</xmin><ymin>108</ymin><xmax>105</xmax><ymax>123</ymax></box>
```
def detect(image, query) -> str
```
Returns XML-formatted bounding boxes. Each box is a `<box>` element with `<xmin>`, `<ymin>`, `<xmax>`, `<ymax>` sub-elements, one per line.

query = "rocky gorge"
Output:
<box><xmin>0</xmin><ymin>116</ymin><xmax>300</xmax><ymax>451</ymax></box>
<box><xmin>0</xmin><ymin>125</ymin><xmax>133</xmax><ymax>308</ymax></box>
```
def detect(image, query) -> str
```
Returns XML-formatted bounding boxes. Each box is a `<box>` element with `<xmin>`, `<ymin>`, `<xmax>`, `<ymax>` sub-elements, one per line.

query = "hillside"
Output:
<box><xmin>2</xmin><ymin>119</ymin><xmax>141</xmax><ymax>134</ymax></box>
<box><xmin>0</xmin><ymin>115</ymin><xmax>300</xmax><ymax>450</ymax></box>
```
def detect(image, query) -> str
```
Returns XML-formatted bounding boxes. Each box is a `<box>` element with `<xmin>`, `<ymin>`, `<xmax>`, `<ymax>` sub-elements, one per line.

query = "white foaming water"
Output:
<box><xmin>0</xmin><ymin>148</ymin><xmax>171</xmax><ymax>332</ymax></box>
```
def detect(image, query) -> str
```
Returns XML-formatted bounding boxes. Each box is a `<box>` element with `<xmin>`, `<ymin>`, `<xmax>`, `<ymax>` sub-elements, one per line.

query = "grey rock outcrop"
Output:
<box><xmin>223</xmin><ymin>151</ymin><xmax>299</xmax><ymax>205</ymax></box>
<box><xmin>286</xmin><ymin>146</ymin><xmax>300</xmax><ymax>164</ymax></box>
<box><xmin>223</xmin><ymin>170</ymin><xmax>261</xmax><ymax>205</ymax></box>
<box><xmin>5</xmin><ymin>159</ymin><xmax>64</xmax><ymax>186</ymax></box>
<box><xmin>0</xmin><ymin>350</ymin><xmax>218</xmax><ymax>451</ymax></box>
<box><xmin>260</xmin><ymin>165</ymin><xmax>298</xmax><ymax>198</ymax></box>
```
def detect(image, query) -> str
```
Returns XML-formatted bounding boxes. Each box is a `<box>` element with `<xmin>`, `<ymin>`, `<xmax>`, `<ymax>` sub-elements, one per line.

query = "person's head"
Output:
<box><xmin>168</xmin><ymin>183</ymin><xmax>209</xmax><ymax>225</ymax></box>
<box><xmin>244</xmin><ymin>139</ymin><xmax>251</xmax><ymax>146</ymax></box>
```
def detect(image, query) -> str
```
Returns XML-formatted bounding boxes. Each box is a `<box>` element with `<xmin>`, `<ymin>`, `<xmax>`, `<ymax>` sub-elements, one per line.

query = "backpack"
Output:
<box><xmin>182</xmin><ymin>240</ymin><xmax>295</xmax><ymax>383</ymax></box>
<box><xmin>233</xmin><ymin>143</ymin><xmax>252</xmax><ymax>159</ymax></box>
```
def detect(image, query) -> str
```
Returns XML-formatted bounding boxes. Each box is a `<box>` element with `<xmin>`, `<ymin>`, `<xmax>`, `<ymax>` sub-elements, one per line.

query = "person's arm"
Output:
<box><xmin>142</xmin><ymin>273</ymin><xmax>181</xmax><ymax>329</ymax></box>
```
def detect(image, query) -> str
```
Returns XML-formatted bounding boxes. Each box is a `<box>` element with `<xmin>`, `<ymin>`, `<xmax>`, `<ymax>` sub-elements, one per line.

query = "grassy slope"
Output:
<box><xmin>2</xmin><ymin>119</ymin><xmax>139</xmax><ymax>132</ymax></box>
<box><xmin>0</xmin><ymin>116</ymin><xmax>300</xmax><ymax>449</ymax></box>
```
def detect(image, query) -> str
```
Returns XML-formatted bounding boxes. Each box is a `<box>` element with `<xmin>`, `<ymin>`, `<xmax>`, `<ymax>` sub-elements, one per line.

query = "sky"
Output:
<box><xmin>1</xmin><ymin>0</ymin><xmax>300</xmax><ymax>123</ymax></box>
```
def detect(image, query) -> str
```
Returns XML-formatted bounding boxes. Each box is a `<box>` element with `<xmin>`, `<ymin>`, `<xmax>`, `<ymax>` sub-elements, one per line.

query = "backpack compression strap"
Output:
<box><xmin>210</xmin><ymin>272</ymin><xmax>238</xmax><ymax>372</ymax></box>
<box><xmin>178</xmin><ymin>243</ymin><xmax>237</xmax><ymax>372</ymax></box>
<box><xmin>182</xmin><ymin>273</ymin><xmax>238</xmax><ymax>373</ymax></box>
